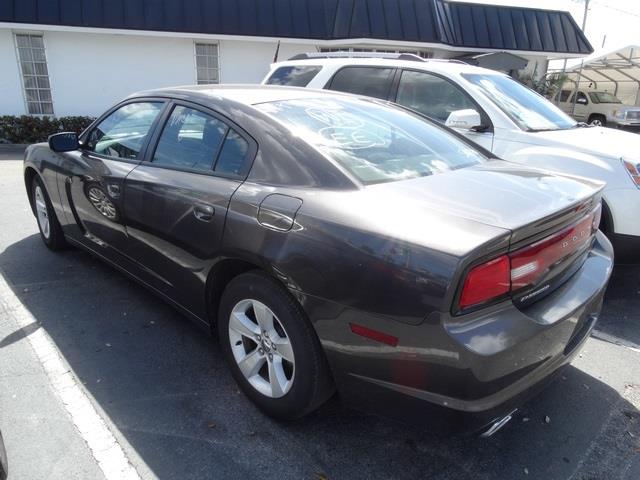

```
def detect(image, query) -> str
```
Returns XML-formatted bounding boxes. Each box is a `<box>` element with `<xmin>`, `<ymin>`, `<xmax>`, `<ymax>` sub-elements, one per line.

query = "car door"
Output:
<box><xmin>57</xmin><ymin>100</ymin><xmax>166</xmax><ymax>260</ymax></box>
<box><xmin>123</xmin><ymin>101</ymin><xmax>255</xmax><ymax>316</ymax></box>
<box><xmin>567</xmin><ymin>91</ymin><xmax>589</xmax><ymax>121</ymax></box>
<box><xmin>393</xmin><ymin>69</ymin><xmax>494</xmax><ymax>151</ymax></box>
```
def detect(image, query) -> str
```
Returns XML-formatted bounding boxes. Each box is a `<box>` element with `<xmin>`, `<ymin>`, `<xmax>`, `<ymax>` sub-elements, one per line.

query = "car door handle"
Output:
<box><xmin>193</xmin><ymin>203</ymin><xmax>215</xmax><ymax>222</ymax></box>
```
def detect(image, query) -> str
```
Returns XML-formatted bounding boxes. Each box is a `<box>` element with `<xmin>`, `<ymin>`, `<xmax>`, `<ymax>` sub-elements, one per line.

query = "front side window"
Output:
<box><xmin>328</xmin><ymin>67</ymin><xmax>395</xmax><ymax>100</ymax></box>
<box><xmin>15</xmin><ymin>33</ymin><xmax>53</xmax><ymax>115</ymax></box>
<box><xmin>572</xmin><ymin>91</ymin><xmax>588</xmax><ymax>104</ymax></box>
<box><xmin>396</xmin><ymin>70</ymin><xmax>476</xmax><ymax>123</ymax></box>
<box><xmin>195</xmin><ymin>43</ymin><xmax>219</xmax><ymax>85</ymax></box>
<box><xmin>464</xmin><ymin>73</ymin><xmax>577</xmax><ymax>131</ymax></box>
<box><xmin>86</xmin><ymin>102</ymin><xmax>163</xmax><ymax>159</ymax></box>
<box><xmin>266</xmin><ymin>66</ymin><xmax>322</xmax><ymax>86</ymax></box>
<box><xmin>558</xmin><ymin>90</ymin><xmax>571</xmax><ymax>102</ymax></box>
<box><xmin>257</xmin><ymin>97</ymin><xmax>486</xmax><ymax>185</ymax></box>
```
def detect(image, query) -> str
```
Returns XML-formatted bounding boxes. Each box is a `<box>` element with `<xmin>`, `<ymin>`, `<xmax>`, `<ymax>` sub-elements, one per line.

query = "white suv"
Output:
<box><xmin>263</xmin><ymin>53</ymin><xmax>640</xmax><ymax>261</ymax></box>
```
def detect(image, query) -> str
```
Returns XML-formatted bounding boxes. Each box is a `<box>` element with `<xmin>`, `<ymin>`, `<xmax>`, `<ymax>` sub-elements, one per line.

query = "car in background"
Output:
<box><xmin>25</xmin><ymin>86</ymin><xmax>613</xmax><ymax>435</ymax></box>
<box><xmin>554</xmin><ymin>88</ymin><xmax>640</xmax><ymax>130</ymax></box>
<box><xmin>263</xmin><ymin>53</ymin><xmax>640</xmax><ymax>261</ymax></box>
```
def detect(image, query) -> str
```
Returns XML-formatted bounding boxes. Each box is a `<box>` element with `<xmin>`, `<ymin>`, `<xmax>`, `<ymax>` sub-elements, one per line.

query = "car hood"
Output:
<box><xmin>333</xmin><ymin>161</ymin><xmax>603</xmax><ymax>257</ymax></box>
<box><xmin>532</xmin><ymin>126</ymin><xmax>640</xmax><ymax>160</ymax></box>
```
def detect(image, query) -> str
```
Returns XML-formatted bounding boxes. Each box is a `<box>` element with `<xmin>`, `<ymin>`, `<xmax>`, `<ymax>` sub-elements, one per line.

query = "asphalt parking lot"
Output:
<box><xmin>0</xmin><ymin>148</ymin><xmax>639</xmax><ymax>480</ymax></box>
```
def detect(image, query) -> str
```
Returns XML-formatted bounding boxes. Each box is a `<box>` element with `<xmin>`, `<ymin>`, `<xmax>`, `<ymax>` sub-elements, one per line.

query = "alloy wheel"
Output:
<box><xmin>228</xmin><ymin>299</ymin><xmax>295</xmax><ymax>398</ymax></box>
<box><xmin>88</xmin><ymin>187</ymin><xmax>117</xmax><ymax>220</ymax></box>
<box><xmin>34</xmin><ymin>185</ymin><xmax>50</xmax><ymax>239</ymax></box>
<box><xmin>590</xmin><ymin>118</ymin><xmax>604</xmax><ymax>126</ymax></box>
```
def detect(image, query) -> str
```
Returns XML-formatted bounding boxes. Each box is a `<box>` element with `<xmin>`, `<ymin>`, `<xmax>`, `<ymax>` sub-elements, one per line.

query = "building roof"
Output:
<box><xmin>0</xmin><ymin>0</ymin><xmax>592</xmax><ymax>55</ymax></box>
<box><xmin>558</xmin><ymin>45</ymin><xmax>640</xmax><ymax>89</ymax></box>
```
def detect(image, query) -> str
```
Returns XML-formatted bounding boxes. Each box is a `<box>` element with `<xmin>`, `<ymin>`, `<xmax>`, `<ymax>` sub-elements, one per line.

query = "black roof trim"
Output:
<box><xmin>0</xmin><ymin>0</ymin><xmax>593</xmax><ymax>55</ymax></box>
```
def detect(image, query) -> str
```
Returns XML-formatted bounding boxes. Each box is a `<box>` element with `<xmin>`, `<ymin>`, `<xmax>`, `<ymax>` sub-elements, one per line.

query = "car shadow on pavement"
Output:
<box><xmin>0</xmin><ymin>235</ymin><xmax>638</xmax><ymax>480</ymax></box>
<box><xmin>594</xmin><ymin>263</ymin><xmax>640</xmax><ymax>349</ymax></box>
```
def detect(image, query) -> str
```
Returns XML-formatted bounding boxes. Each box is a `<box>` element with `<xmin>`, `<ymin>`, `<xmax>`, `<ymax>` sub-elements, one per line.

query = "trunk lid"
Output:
<box><xmin>367</xmin><ymin>160</ymin><xmax>603</xmax><ymax>245</ymax></box>
<box><xmin>366</xmin><ymin>160</ymin><xmax>604</xmax><ymax>312</ymax></box>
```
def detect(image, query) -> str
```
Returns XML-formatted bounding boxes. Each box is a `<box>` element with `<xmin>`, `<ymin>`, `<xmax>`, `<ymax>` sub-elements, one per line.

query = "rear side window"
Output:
<box><xmin>152</xmin><ymin>105</ymin><xmax>249</xmax><ymax>176</ymax></box>
<box><xmin>86</xmin><ymin>102</ymin><xmax>163</xmax><ymax>159</ymax></box>
<box><xmin>152</xmin><ymin>105</ymin><xmax>227</xmax><ymax>172</ymax></box>
<box><xmin>558</xmin><ymin>90</ymin><xmax>571</xmax><ymax>102</ymax></box>
<box><xmin>215</xmin><ymin>130</ymin><xmax>249</xmax><ymax>176</ymax></box>
<box><xmin>328</xmin><ymin>67</ymin><xmax>395</xmax><ymax>100</ymax></box>
<box><xmin>266</xmin><ymin>66</ymin><xmax>322</xmax><ymax>86</ymax></box>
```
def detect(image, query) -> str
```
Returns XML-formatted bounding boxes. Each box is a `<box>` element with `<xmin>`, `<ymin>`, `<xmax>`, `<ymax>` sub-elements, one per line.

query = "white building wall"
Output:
<box><xmin>1</xmin><ymin>27</ymin><xmax>312</xmax><ymax>117</ymax></box>
<box><xmin>219</xmin><ymin>40</ymin><xmax>310</xmax><ymax>83</ymax></box>
<box><xmin>44</xmin><ymin>31</ymin><xmax>195</xmax><ymax>116</ymax></box>
<box><xmin>0</xmin><ymin>29</ymin><xmax>29</xmax><ymax>116</ymax></box>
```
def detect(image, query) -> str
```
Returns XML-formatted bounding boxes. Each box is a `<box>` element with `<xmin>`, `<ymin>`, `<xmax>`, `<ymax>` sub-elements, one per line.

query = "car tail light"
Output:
<box><xmin>458</xmin><ymin>206</ymin><xmax>599</xmax><ymax>311</ymax></box>
<box><xmin>510</xmin><ymin>212</ymin><xmax>595</xmax><ymax>290</ymax></box>
<box><xmin>459</xmin><ymin>255</ymin><xmax>510</xmax><ymax>309</ymax></box>
<box><xmin>622</xmin><ymin>159</ymin><xmax>640</xmax><ymax>188</ymax></box>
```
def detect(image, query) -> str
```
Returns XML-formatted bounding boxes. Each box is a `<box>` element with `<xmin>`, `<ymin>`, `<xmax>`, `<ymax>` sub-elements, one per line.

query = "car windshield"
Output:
<box><xmin>464</xmin><ymin>73</ymin><xmax>577</xmax><ymax>132</ymax></box>
<box><xmin>255</xmin><ymin>97</ymin><xmax>486</xmax><ymax>185</ymax></box>
<box><xmin>589</xmin><ymin>92</ymin><xmax>622</xmax><ymax>104</ymax></box>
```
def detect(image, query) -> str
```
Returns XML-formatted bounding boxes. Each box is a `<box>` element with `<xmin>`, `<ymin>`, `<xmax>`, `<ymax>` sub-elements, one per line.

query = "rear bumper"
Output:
<box><xmin>311</xmin><ymin>232</ymin><xmax>613</xmax><ymax>433</ymax></box>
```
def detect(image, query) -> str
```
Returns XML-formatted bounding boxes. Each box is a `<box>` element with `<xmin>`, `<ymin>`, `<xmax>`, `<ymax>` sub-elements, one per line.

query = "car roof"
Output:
<box><xmin>268</xmin><ymin>56</ymin><xmax>504</xmax><ymax>77</ymax></box>
<box><xmin>128</xmin><ymin>84</ymin><xmax>346</xmax><ymax>106</ymax></box>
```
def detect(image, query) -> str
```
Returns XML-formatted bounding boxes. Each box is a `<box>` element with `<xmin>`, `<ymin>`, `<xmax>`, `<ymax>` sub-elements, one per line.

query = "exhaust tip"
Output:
<box><xmin>479</xmin><ymin>409</ymin><xmax>517</xmax><ymax>438</ymax></box>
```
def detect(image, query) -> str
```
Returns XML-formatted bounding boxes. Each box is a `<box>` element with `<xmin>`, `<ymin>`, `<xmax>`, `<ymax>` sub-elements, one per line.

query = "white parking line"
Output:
<box><xmin>0</xmin><ymin>271</ymin><xmax>142</xmax><ymax>480</ymax></box>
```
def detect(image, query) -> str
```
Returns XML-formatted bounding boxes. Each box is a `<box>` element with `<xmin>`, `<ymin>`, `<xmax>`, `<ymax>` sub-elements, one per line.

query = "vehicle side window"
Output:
<box><xmin>266</xmin><ymin>66</ymin><xmax>322</xmax><ymax>86</ymax></box>
<box><xmin>396</xmin><ymin>70</ymin><xmax>476</xmax><ymax>123</ymax></box>
<box><xmin>85</xmin><ymin>102</ymin><xmax>163</xmax><ymax>159</ymax></box>
<box><xmin>214</xmin><ymin>129</ymin><xmax>249</xmax><ymax>176</ymax></box>
<box><xmin>559</xmin><ymin>90</ymin><xmax>571</xmax><ymax>102</ymax></box>
<box><xmin>152</xmin><ymin>105</ymin><xmax>227</xmax><ymax>172</ymax></box>
<box><xmin>569</xmin><ymin>91</ymin><xmax>589</xmax><ymax>104</ymax></box>
<box><xmin>328</xmin><ymin>67</ymin><xmax>395</xmax><ymax>100</ymax></box>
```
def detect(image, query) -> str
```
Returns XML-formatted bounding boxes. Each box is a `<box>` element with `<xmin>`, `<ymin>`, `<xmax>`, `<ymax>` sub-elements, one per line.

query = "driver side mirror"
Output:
<box><xmin>576</xmin><ymin>96</ymin><xmax>588</xmax><ymax>105</ymax></box>
<box><xmin>48</xmin><ymin>132</ymin><xmax>79</xmax><ymax>152</ymax></box>
<box><xmin>445</xmin><ymin>109</ymin><xmax>485</xmax><ymax>131</ymax></box>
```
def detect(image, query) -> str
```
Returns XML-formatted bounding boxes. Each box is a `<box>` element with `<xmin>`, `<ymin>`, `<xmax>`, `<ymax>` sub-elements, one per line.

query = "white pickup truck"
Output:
<box><xmin>555</xmin><ymin>88</ymin><xmax>640</xmax><ymax>130</ymax></box>
<box><xmin>263</xmin><ymin>53</ymin><xmax>640</xmax><ymax>261</ymax></box>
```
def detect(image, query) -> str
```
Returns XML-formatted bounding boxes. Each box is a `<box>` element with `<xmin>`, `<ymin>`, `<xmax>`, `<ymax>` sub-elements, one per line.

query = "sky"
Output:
<box><xmin>454</xmin><ymin>0</ymin><xmax>640</xmax><ymax>54</ymax></box>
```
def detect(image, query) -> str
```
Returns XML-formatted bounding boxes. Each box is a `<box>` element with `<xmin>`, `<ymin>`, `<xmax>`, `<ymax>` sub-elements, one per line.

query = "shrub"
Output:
<box><xmin>0</xmin><ymin>115</ymin><xmax>95</xmax><ymax>144</ymax></box>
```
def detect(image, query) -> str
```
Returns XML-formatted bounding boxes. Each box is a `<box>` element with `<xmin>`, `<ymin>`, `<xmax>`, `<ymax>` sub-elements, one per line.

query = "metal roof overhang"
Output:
<box><xmin>558</xmin><ymin>45</ymin><xmax>640</xmax><ymax>94</ymax></box>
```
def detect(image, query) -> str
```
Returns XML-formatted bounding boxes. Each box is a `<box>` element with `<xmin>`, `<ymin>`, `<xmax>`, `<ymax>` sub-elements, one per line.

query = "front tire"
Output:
<box><xmin>32</xmin><ymin>176</ymin><xmax>66</xmax><ymax>250</ymax></box>
<box><xmin>218</xmin><ymin>271</ymin><xmax>334</xmax><ymax>420</ymax></box>
<box><xmin>588</xmin><ymin>114</ymin><xmax>606</xmax><ymax>127</ymax></box>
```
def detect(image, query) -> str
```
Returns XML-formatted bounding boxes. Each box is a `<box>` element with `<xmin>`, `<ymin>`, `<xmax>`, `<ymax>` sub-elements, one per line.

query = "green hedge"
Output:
<box><xmin>0</xmin><ymin>115</ymin><xmax>95</xmax><ymax>144</ymax></box>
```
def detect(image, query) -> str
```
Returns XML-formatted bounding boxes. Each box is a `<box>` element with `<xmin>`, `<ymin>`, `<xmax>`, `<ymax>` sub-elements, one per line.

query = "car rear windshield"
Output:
<box><xmin>265</xmin><ymin>66</ymin><xmax>322</xmax><ymax>87</ymax></box>
<box><xmin>464</xmin><ymin>73</ymin><xmax>577</xmax><ymax>131</ymax></box>
<box><xmin>255</xmin><ymin>97</ymin><xmax>486</xmax><ymax>185</ymax></box>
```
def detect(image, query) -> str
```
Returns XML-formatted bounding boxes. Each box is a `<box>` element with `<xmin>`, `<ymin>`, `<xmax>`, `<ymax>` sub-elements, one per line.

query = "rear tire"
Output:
<box><xmin>588</xmin><ymin>114</ymin><xmax>606</xmax><ymax>127</ymax></box>
<box><xmin>32</xmin><ymin>176</ymin><xmax>67</xmax><ymax>251</ymax></box>
<box><xmin>218</xmin><ymin>271</ymin><xmax>334</xmax><ymax>420</ymax></box>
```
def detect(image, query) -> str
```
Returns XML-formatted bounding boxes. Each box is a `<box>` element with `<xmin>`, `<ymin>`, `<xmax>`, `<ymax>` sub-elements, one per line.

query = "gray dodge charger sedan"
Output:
<box><xmin>24</xmin><ymin>86</ymin><xmax>613</xmax><ymax>435</ymax></box>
